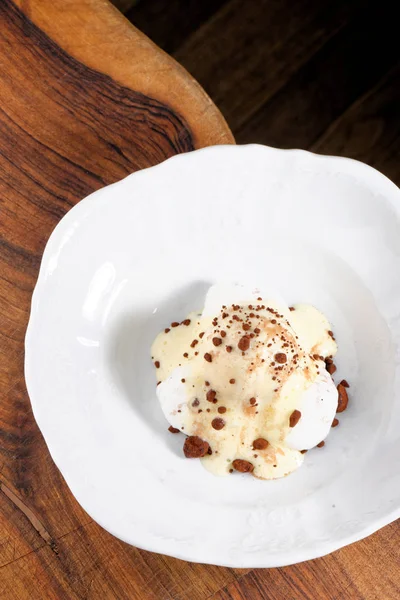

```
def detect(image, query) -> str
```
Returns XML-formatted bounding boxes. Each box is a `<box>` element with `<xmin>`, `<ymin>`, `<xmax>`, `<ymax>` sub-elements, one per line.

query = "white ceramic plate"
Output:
<box><xmin>25</xmin><ymin>145</ymin><xmax>400</xmax><ymax>567</ymax></box>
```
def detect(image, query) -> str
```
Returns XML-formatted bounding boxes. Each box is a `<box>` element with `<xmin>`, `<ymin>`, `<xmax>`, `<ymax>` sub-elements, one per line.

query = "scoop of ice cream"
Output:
<box><xmin>284</xmin><ymin>370</ymin><xmax>338</xmax><ymax>450</ymax></box>
<box><xmin>152</xmin><ymin>283</ymin><xmax>338</xmax><ymax>479</ymax></box>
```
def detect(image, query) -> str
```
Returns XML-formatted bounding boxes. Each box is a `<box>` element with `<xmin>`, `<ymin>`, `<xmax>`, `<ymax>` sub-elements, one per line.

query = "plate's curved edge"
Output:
<box><xmin>49</xmin><ymin>473</ymin><xmax>400</xmax><ymax>567</ymax></box>
<box><xmin>24</xmin><ymin>144</ymin><xmax>400</xmax><ymax>567</ymax></box>
<box><xmin>25</xmin><ymin>143</ymin><xmax>400</xmax><ymax>316</ymax></box>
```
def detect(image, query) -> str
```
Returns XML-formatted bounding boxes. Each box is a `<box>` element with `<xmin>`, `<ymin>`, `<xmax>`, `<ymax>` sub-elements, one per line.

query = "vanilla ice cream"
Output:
<box><xmin>151</xmin><ymin>284</ymin><xmax>338</xmax><ymax>479</ymax></box>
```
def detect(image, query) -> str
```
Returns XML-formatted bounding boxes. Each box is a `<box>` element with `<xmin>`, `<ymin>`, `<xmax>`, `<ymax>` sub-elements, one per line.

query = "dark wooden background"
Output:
<box><xmin>118</xmin><ymin>0</ymin><xmax>400</xmax><ymax>186</ymax></box>
<box><xmin>0</xmin><ymin>0</ymin><xmax>399</xmax><ymax>598</ymax></box>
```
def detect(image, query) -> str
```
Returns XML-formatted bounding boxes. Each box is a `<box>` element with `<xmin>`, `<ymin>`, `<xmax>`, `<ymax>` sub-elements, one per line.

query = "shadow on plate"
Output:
<box><xmin>105</xmin><ymin>280</ymin><xmax>210</xmax><ymax>456</ymax></box>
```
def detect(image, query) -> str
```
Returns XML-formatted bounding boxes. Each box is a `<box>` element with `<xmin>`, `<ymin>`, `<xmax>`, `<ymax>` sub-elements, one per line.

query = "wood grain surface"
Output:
<box><xmin>0</xmin><ymin>0</ymin><xmax>399</xmax><ymax>598</ymax></box>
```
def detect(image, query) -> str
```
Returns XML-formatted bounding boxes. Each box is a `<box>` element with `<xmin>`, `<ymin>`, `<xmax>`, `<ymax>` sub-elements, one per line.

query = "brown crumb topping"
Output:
<box><xmin>232</xmin><ymin>459</ymin><xmax>254</xmax><ymax>473</ymax></box>
<box><xmin>183</xmin><ymin>436</ymin><xmax>210</xmax><ymax>458</ymax></box>
<box><xmin>275</xmin><ymin>353</ymin><xmax>287</xmax><ymax>364</ymax></box>
<box><xmin>211</xmin><ymin>418</ymin><xmax>225</xmax><ymax>430</ymax></box>
<box><xmin>337</xmin><ymin>383</ymin><xmax>349</xmax><ymax>413</ymax></box>
<box><xmin>238</xmin><ymin>335</ymin><xmax>250</xmax><ymax>351</ymax></box>
<box><xmin>289</xmin><ymin>409</ymin><xmax>301</xmax><ymax>427</ymax></box>
<box><xmin>206</xmin><ymin>389</ymin><xmax>217</xmax><ymax>403</ymax></box>
<box><xmin>252</xmin><ymin>438</ymin><xmax>269</xmax><ymax>450</ymax></box>
<box><xmin>168</xmin><ymin>426</ymin><xmax>180</xmax><ymax>434</ymax></box>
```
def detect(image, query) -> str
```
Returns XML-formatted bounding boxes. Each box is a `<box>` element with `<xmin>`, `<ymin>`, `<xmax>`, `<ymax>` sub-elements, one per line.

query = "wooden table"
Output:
<box><xmin>0</xmin><ymin>1</ymin><xmax>398</xmax><ymax>598</ymax></box>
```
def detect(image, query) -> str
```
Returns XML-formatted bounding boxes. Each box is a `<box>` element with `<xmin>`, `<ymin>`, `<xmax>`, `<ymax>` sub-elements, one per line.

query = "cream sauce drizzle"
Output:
<box><xmin>152</xmin><ymin>293</ymin><xmax>337</xmax><ymax>479</ymax></box>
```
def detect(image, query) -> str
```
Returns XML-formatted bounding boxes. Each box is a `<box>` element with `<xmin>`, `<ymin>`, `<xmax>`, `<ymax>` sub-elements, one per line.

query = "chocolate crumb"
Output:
<box><xmin>204</xmin><ymin>353</ymin><xmax>212</xmax><ymax>363</ymax></box>
<box><xmin>218</xmin><ymin>406</ymin><xmax>227</xmax><ymax>414</ymax></box>
<box><xmin>220</xmin><ymin>331</ymin><xmax>226</xmax><ymax>338</ymax></box>
<box><xmin>300</xmin><ymin>449</ymin><xmax>308</xmax><ymax>454</ymax></box>
<box><xmin>238</xmin><ymin>335</ymin><xmax>250</xmax><ymax>351</ymax></box>
<box><xmin>199</xmin><ymin>332</ymin><xmax>205</xmax><ymax>339</ymax></box>
<box><xmin>190</xmin><ymin>339</ymin><xmax>198</xmax><ymax>348</ymax></box>
<box><xmin>289</xmin><ymin>307</ymin><xmax>295</xmax><ymax>311</ymax></box>
<box><xmin>171</xmin><ymin>322</ymin><xmax>179</xmax><ymax>328</ymax></box>
<box><xmin>154</xmin><ymin>361</ymin><xmax>160</xmax><ymax>368</ymax></box>
<box><xmin>242</xmin><ymin>323</ymin><xmax>251</xmax><ymax>331</ymax></box>
<box><xmin>212</xmin><ymin>337</ymin><xmax>222</xmax><ymax>347</ymax></box>
<box><xmin>332</xmin><ymin>418</ymin><xmax>339</xmax><ymax>427</ymax></box>
<box><xmin>252</xmin><ymin>438</ymin><xmax>269</xmax><ymax>450</ymax></box>
<box><xmin>205</xmin><ymin>381</ymin><xmax>210</xmax><ymax>386</ymax></box>
<box><xmin>317</xmin><ymin>441</ymin><xmax>325</xmax><ymax>448</ymax></box>
<box><xmin>275</xmin><ymin>353</ymin><xmax>287</xmax><ymax>364</ymax></box>
<box><xmin>232</xmin><ymin>459</ymin><xmax>254</xmax><ymax>473</ymax></box>
<box><xmin>254</xmin><ymin>327</ymin><xmax>261</xmax><ymax>334</ymax></box>
<box><xmin>164</xmin><ymin>328</ymin><xmax>170</xmax><ymax>333</ymax></box>
<box><xmin>326</xmin><ymin>361</ymin><xmax>337</xmax><ymax>375</ymax></box>
<box><xmin>229</xmin><ymin>378</ymin><xmax>236</xmax><ymax>384</ymax></box>
<box><xmin>206</xmin><ymin>389</ymin><xmax>216</xmax><ymax>403</ymax></box>
<box><xmin>192</xmin><ymin>399</ymin><xmax>200</xmax><ymax>407</ymax></box>
<box><xmin>182</xmin><ymin>319</ymin><xmax>191</xmax><ymax>326</ymax></box>
<box><xmin>181</xmin><ymin>378</ymin><xmax>185</xmax><ymax>383</ymax></box>
<box><xmin>289</xmin><ymin>409</ymin><xmax>301</xmax><ymax>427</ymax></box>
<box><xmin>157</xmin><ymin>381</ymin><xmax>161</xmax><ymax>386</ymax></box>
<box><xmin>340</xmin><ymin>379</ymin><xmax>350</xmax><ymax>388</ymax></box>
<box><xmin>337</xmin><ymin>383</ymin><xmax>349</xmax><ymax>413</ymax></box>
<box><xmin>249</xmin><ymin>397</ymin><xmax>256</xmax><ymax>405</ymax></box>
<box><xmin>211</xmin><ymin>418</ymin><xmax>225</xmax><ymax>430</ymax></box>
<box><xmin>183</xmin><ymin>436</ymin><xmax>210</xmax><ymax>458</ymax></box>
<box><xmin>226</xmin><ymin>346</ymin><xmax>232</xmax><ymax>353</ymax></box>
<box><xmin>168</xmin><ymin>426</ymin><xmax>180</xmax><ymax>434</ymax></box>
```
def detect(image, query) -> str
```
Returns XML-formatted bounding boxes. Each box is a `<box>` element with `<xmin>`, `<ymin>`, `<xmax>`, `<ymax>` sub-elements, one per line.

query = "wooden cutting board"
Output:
<box><xmin>0</xmin><ymin>1</ymin><xmax>398</xmax><ymax>599</ymax></box>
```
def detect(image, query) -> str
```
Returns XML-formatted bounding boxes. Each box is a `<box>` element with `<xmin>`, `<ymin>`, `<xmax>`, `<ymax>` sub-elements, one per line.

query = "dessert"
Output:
<box><xmin>151</xmin><ymin>284</ymin><xmax>349</xmax><ymax>479</ymax></box>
